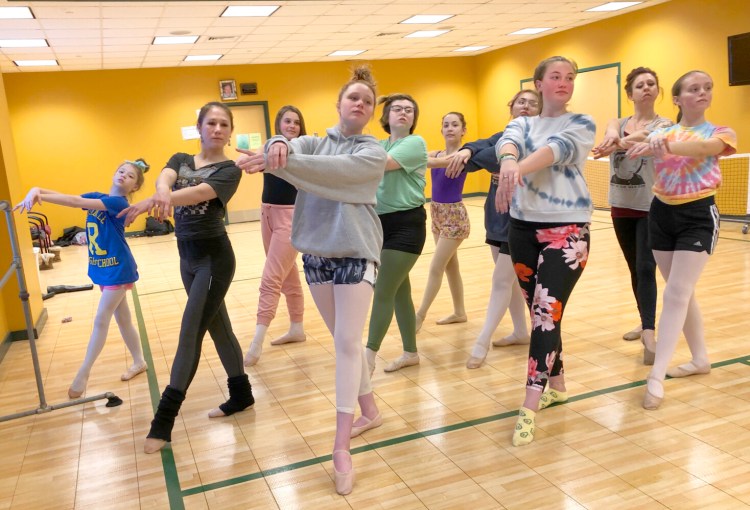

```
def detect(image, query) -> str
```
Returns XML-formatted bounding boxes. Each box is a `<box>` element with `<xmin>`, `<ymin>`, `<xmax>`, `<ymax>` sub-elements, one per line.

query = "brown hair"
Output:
<box><xmin>274</xmin><ymin>105</ymin><xmax>307</xmax><ymax>137</ymax></box>
<box><xmin>122</xmin><ymin>158</ymin><xmax>150</xmax><ymax>194</ymax></box>
<box><xmin>337</xmin><ymin>65</ymin><xmax>377</xmax><ymax>105</ymax></box>
<box><xmin>624</xmin><ymin>66</ymin><xmax>660</xmax><ymax>96</ymax></box>
<box><xmin>197</xmin><ymin>102</ymin><xmax>234</xmax><ymax>130</ymax></box>
<box><xmin>533</xmin><ymin>56</ymin><xmax>578</xmax><ymax>84</ymax></box>
<box><xmin>671</xmin><ymin>70</ymin><xmax>710</xmax><ymax>122</ymax></box>
<box><xmin>378</xmin><ymin>93</ymin><xmax>419</xmax><ymax>134</ymax></box>
<box><xmin>507</xmin><ymin>89</ymin><xmax>542</xmax><ymax>117</ymax></box>
<box><xmin>442</xmin><ymin>111</ymin><xmax>466</xmax><ymax>129</ymax></box>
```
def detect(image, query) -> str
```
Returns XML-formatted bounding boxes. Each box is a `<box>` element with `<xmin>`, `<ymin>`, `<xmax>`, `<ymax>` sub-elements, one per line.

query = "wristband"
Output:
<box><xmin>499</xmin><ymin>153</ymin><xmax>517</xmax><ymax>162</ymax></box>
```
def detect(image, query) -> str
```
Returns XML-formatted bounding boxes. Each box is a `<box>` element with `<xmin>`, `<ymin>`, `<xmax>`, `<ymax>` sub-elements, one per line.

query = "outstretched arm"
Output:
<box><xmin>14</xmin><ymin>187</ymin><xmax>105</xmax><ymax>213</ymax></box>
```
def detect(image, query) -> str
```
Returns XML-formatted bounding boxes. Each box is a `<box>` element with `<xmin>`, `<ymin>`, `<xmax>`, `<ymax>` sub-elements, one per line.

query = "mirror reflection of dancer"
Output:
<box><xmin>120</xmin><ymin>102</ymin><xmax>254</xmax><ymax>454</ymax></box>
<box><xmin>447</xmin><ymin>90</ymin><xmax>540</xmax><ymax>368</ymax></box>
<box><xmin>15</xmin><ymin>160</ymin><xmax>150</xmax><ymax>398</ymax></box>
<box><xmin>496</xmin><ymin>56</ymin><xmax>596</xmax><ymax>446</ymax></box>
<box><xmin>593</xmin><ymin>68</ymin><xmax>673</xmax><ymax>364</ymax></box>
<box><xmin>236</xmin><ymin>66</ymin><xmax>387</xmax><ymax>496</ymax></box>
<box><xmin>626</xmin><ymin>70</ymin><xmax>736</xmax><ymax>410</ymax></box>
<box><xmin>414</xmin><ymin>112</ymin><xmax>470</xmax><ymax>332</ymax></box>
<box><xmin>244</xmin><ymin>106</ymin><xmax>307</xmax><ymax>367</ymax></box>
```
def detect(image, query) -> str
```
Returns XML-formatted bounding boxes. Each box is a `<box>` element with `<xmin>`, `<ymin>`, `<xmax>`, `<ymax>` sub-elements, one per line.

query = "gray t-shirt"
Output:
<box><xmin>166</xmin><ymin>152</ymin><xmax>241</xmax><ymax>240</ymax></box>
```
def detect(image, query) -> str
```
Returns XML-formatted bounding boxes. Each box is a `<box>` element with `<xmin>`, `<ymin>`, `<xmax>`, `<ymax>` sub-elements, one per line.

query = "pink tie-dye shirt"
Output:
<box><xmin>650</xmin><ymin>122</ymin><xmax>737</xmax><ymax>204</ymax></box>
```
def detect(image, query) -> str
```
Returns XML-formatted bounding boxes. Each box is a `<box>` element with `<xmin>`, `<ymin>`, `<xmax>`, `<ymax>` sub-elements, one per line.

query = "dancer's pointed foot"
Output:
<box><xmin>243</xmin><ymin>342</ymin><xmax>262</xmax><ymax>367</ymax></box>
<box><xmin>466</xmin><ymin>355</ymin><xmax>486</xmax><ymax>369</ymax></box>
<box><xmin>121</xmin><ymin>362</ymin><xmax>148</xmax><ymax>381</ymax></box>
<box><xmin>68</xmin><ymin>371</ymin><xmax>89</xmax><ymax>399</ymax></box>
<box><xmin>415</xmin><ymin>312</ymin><xmax>425</xmax><ymax>333</ymax></box>
<box><xmin>436</xmin><ymin>313</ymin><xmax>467</xmax><ymax>325</ymax></box>
<box><xmin>643</xmin><ymin>375</ymin><xmax>664</xmax><ymax>410</ymax></box>
<box><xmin>332</xmin><ymin>450</ymin><xmax>354</xmax><ymax>495</ymax></box>
<box><xmin>641</xmin><ymin>329</ymin><xmax>656</xmax><ymax>366</ymax></box>
<box><xmin>144</xmin><ymin>438</ymin><xmax>167</xmax><ymax>454</ymax></box>
<box><xmin>270</xmin><ymin>333</ymin><xmax>307</xmax><ymax>346</ymax></box>
<box><xmin>623</xmin><ymin>325</ymin><xmax>643</xmax><ymax>341</ymax></box>
<box><xmin>493</xmin><ymin>332</ymin><xmax>530</xmax><ymax>347</ymax></box>
<box><xmin>512</xmin><ymin>407</ymin><xmax>537</xmax><ymax>446</ymax></box>
<box><xmin>666</xmin><ymin>361</ymin><xmax>711</xmax><ymax>378</ymax></box>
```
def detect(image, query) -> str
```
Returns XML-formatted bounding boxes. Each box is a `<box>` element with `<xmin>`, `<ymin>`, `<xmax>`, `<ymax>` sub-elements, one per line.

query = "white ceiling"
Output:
<box><xmin>0</xmin><ymin>0</ymin><xmax>670</xmax><ymax>73</ymax></box>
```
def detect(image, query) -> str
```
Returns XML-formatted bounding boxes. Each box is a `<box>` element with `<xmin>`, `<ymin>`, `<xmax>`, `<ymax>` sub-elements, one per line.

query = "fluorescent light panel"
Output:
<box><xmin>0</xmin><ymin>39</ymin><xmax>48</xmax><ymax>48</ymax></box>
<box><xmin>0</xmin><ymin>7</ymin><xmax>34</xmax><ymax>19</ymax></box>
<box><xmin>586</xmin><ymin>2</ymin><xmax>642</xmax><ymax>12</ymax></box>
<box><xmin>454</xmin><ymin>45</ymin><xmax>489</xmax><ymax>52</ymax></box>
<box><xmin>400</xmin><ymin>15</ymin><xmax>453</xmax><ymax>24</ymax></box>
<box><xmin>221</xmin><ymin>6</ymin><xmax>279</xmax><ymax>17</ymax></box>
<box><xmin>509</xmin><ymin>28</ymin><xmax>553</xmax><ymax>35</ymax></box>
<box><xmin>153</xmin><ymin>36</ymin><xmax>199</xmax><ymax>45</ymax></box>
<box><xmin>15</xmin><ymin>59</ymin><xmax>57</xmax><ymax>67</ymax></box>
<box><xmin>328</xmin><ymin>50</ymin><xmax>365</xmax><ymax>56</ymax></box>
<box><xmin>185</xmin><ymin>54</ymin><xmax>222</xmax><ymax>61</ymax></box>
<box><xmin>405</xmin><ymin>30</ymin><xmax>450</xmax><ymax>38</ymax></box>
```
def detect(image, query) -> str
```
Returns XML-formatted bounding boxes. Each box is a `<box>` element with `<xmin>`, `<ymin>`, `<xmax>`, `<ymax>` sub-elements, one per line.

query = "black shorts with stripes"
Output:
<box><xmin>649</xmin><ymin>196</ymin><xmax>719</xmax><ymax>255</ymax></box>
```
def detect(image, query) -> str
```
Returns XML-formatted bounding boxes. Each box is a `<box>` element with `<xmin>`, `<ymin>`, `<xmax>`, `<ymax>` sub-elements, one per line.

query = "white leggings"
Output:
<box><xmin>309</xmin><ymin>281</ymin><xmax>373</xmax><ymax>414</ymax></box>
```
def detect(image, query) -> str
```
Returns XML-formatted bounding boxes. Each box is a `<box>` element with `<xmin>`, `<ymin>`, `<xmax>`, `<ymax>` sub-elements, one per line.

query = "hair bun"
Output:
<box><xmin>127</xmin><ymin>158</ymin><xmax>150</xmax><ymax>173</ymax></box>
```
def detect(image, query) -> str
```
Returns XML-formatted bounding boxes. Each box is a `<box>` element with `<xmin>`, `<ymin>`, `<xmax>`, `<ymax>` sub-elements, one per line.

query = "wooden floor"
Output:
<box><xmin>2</xmin><ymin>196</ymin><xmax>750</xmax><ymax>509</ymax></box>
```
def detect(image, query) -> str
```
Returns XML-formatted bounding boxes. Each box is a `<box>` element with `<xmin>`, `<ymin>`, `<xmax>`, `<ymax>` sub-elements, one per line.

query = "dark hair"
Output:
<box><xmin>378</xmin><ymin>93</ymin><xmax>419</xmax><ymax>134</ymax></box>
<box><xmin>337</xmin><ymin>65</ymin><xmax>377</xmax><ymax>105</ymax></box>
<box><xmin>532</xmin><ymin>56</ymin><xmax>578</xmax><ymax>84</ymax></box>
<box><xmin>671</xmin><ymin>70</ymin><xmax>710</xmax><ymax>122</ymax></box>
<box><xmin>624</xmin><ymin>66</ymin><xmax>660</xmax><ymax>96</ymax></box>
<box><xmin>274</xmin><ymin>105</ymin><xmax>307</xmax><ymax>137</ymax></box>
<box><xmin>507</xmin><ymin>89</ymin><xmax>542</xmax><ymax>117</ymax></box>
<box><xmin>197</xmin><ymin>101</ymin><xmax>234</xmax><ymax>130</ymax></box>
<box><xmin>123</xmin><ymin>158</ymin><xmax>150</xmax><ymax>192</ymax></box>
<box><xmin>442</xmin><ymin>111</ymin><xmax>466</xmax><ymax>129</ymax></box>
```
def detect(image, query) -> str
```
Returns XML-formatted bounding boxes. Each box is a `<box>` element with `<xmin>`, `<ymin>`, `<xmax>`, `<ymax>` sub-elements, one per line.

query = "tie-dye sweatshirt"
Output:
<box><xmin>496</xmin><ymin>113</ymin><xmax>596</xmax><ymax>223</ymax></box>
<box><xmin>649</xmin><ymin>122</ymin><xmax>737</xmax><ymax>205</ymax></box>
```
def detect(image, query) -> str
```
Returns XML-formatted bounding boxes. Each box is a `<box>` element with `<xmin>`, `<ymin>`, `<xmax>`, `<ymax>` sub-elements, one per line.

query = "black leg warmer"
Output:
<box><xmin>218</xmin><ymin>374</ymin><xmax>255</xmax><ymax>416</ymax></box>
<box><xmin>147</xmin><ymin>385</ymin><xmax>186</xmax><ymax>442</ymax></box>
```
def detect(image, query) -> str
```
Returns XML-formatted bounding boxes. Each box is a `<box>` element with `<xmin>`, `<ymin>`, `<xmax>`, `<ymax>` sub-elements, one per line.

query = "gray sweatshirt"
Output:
<box><xmin>266</xmin><ymin>126</ymin><xmax>388</xmax><ymax>264</ymax></box>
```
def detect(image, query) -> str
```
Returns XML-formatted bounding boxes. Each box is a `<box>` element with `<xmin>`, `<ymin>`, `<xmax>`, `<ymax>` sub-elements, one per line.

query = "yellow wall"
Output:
<box><xmin>0</xmin><ymin>71</ymin><xmax>43</xmax><ymax>337</ymax></box>
<box><xmin>4</xmin><ymin>57</ymin><xmax>479</xmax><ymax>238</ymax></box>
<box><xmin>474</xmin><ymin>0</ymin><xmax>750</xmax><ymax>152</ymax></box>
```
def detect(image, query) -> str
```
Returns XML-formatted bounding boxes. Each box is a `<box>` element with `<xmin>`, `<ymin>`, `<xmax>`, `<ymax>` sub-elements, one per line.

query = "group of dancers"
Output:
<box><xmin>14</xmin><ymin>56</ymin><xmax>736</xmax><ymax>495</ymax></box>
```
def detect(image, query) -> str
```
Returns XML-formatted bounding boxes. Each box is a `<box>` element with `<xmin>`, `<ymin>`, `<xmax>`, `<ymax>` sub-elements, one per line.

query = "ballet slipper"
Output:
<box><xmin>512</xmin><ymin>407</ymin><xmax>537</xmax><ymax>447</ymax></box>
<box><xmin>642</xmin><ymin>375</ymin><xmax>664</xmax><ymax>410</ymax></box>
<box><xmin>383</xmin><ymin>352</ymin><xmax>419</xmax><ymax>372</ymax></box>
<box><xmin>538</xmin><ymin>389</ymin><xmax>568</xmax><ymax>410</ymax></box>
<box><xmin>121</xmin><ymin>362</ymin><xmax>148</xmax><ymax>381</ymax></box>
<box><xmin>270</xmin><ymin>333</ymin><xmax>307</xmax><ymax>346</ymax></box>
<box><xmin>351</xmin><ymin>412</ymin><xmax>382</xmax><ymax>438</ymax></box>
<box><xmin>435</xmin><ymin>313</ymin><xmax>467</xmax><ymax>325</ymax></box>
<box><xmin>333</xmin><ymin>450</ymin><xmax>354</xmax><ymax>495</ymax></box>
<box><xmin>641</xmin><ymin>329</ymin><xmax>656</xmax><ymax>366</ymax></box>
<box><xmin>666</xmin><ymin>361</ymin><xmax>711</xmax><ymax>378</ymax></box>
<box><xmin>623</xmin><ymin>325</ymin><xmax>643</xmax><ymax>341</ymax></box>
<box><xmin>243</xmin><ymin>342</ymin><xmax>262</xmax><ymax>367</ymax></box>
<box><xmin>492</xmin><ymin>333</ymin><xmax>531</xmax><ymax>347</ymax></box>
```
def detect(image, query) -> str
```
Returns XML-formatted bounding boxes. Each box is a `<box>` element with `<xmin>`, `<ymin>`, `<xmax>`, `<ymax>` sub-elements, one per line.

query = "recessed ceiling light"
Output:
<box><xmin>185</xmin><ymin>54</ymin><xmax>223</xmax><ymax>61</ymax></box>
<box><xmin>453</xmin><ymin>46</ymin><xmax>489</xmax><ymax>52</ymax></box>
<box><xmin>14</xmin><ymin>59</ymin><xmax>58</xmax><ymax>67</ymax></box>
<box><xmin>0</xmin><ymin>39</ymin><xmax>48</xmax><ymax>48</ymax></box>
<box><xmin>405</xmin><ymin>30</ymin><xmax>450</xmax><ymax>39</ymax></box>
<box><xmin>153</xmin><ymin>36</ymin><xmax>199</xmax><ymax>45</ymax></box>
<box><xmin>0</xmin><ymin>7</ymin><xmax>34</xmax><ymax>19</ymax></box>
<box><xmin>400</xmin><ymin>15</ymin><xmax>453</xmax><ymax>24</ymax></box>
<box><xmin>221</xmin><ymin>6</ymin><xmax>279</xmax><ymax>17</ymax></box>
<box><xmin>586</xmin><ymin>2</ymin><xmax>642</xmax><ymax>12</ymax></box>
<box><xmin>328</xmin><ymin>50</ymin><xmax>366</xmax><ymax>57</ymax></box>
<box><xmin>509</xmin><ymin>28</ymin><xmax>553</xmax><ymax>35</ymax></box>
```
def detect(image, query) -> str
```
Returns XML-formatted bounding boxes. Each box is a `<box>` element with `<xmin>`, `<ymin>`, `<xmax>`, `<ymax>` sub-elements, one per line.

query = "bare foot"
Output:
<box><xmin>144</xmin><ymin>438</ymin><xmax>167</xmax><ymax>454</ymax></box>
<box><xmin>436</xmin><ymin>313</ymin><xmax>467</xmax><ymax>325</ymax></box>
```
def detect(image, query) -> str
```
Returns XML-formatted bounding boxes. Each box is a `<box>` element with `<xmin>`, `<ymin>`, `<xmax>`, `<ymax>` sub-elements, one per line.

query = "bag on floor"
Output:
<box><xmin>144</xmin><ymin>216</ymin><xmax>174</xmax><ymax>236</ymax></box>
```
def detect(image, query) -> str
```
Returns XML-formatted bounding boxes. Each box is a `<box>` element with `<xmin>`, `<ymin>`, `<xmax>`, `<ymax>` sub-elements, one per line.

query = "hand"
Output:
<box><xmin>13</xmin><ymin>187</ymin><xmax>42</xmax><ymax>213</ymax></box>
<box><xmin>495</xmin><ymin>161</ymin><xmax>520</xmax><ymax>213</ymax></box>
<box><xmin>626</xmin><ymin>141</ymin><xmax>653</xmax><ymax>159</ymax></box>
<box><xmin>592</xmin><ymin>132</ymin><xmax>620</xmax><ymax>159</ymax></box>
<box><xmin>117</xmin><ymin>197</ymin><xmax>155</xmax><ymax>227</ymax></box>
<box><xmin>235</xmin><ymin>148</ymin><xmax>266</xmax><ymax>174</ymax></box>
<box><xmin>648</xmin><ymin>134</ymin><xmax>670</xmax><ymax>159</ymax></box>
<box><xmin>150</xmin><ymin>188</ymin><xmax>172</xmax><ymax>222</ymax></box>
<box><xmin>266</xmin><ymin>142</ymin><xmax>288</xmax><ymax>171</ymax></box>
<box><xmin>445</xmin><ymin>149</ymin><xmax>470</xmax><ymax>178</ymax></box>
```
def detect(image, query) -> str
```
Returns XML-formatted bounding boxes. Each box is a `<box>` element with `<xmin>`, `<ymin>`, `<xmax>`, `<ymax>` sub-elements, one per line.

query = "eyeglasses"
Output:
<box><xmin>515</xmin><ymin>99</ymin><xmax>539</xmax><ymax>108</ymax></box>
<box><xmin>390</xmin><ymin>106</ymin><xmax>415</xmax><ymax>114</ymax></box>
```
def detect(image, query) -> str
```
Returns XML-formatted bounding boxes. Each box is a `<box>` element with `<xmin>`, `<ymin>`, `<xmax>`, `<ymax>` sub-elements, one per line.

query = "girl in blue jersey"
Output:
<box><xmin>15</xmin><ymin>159</ymin><xmax>150</xmax><ymax>398</ymax></box>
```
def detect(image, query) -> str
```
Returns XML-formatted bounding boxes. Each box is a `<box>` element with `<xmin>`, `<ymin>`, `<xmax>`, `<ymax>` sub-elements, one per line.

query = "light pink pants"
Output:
<box><xmin>257</xmin><ymin>203</ymin><xmax>304</xmax><ymax>326</ymax></box>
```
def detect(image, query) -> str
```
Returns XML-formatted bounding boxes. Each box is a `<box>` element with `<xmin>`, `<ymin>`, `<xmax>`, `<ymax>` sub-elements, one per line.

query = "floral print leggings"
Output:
<box><xmin>508</xmin><ymin>220</ymin><xmax>591</xmax><ymax>390</ymax></box>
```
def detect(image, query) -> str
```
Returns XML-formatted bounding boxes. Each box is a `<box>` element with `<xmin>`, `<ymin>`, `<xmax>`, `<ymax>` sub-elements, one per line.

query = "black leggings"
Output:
<box><xmin>612</xmin><ymin>216</ymin><xmax>657</xmax><ymax>330</ymax></box>
<box><xmin>170</xmin><ymin>234</ymin><xmax>244</xmax><ymax>392</ymax></box>
<box><xmin>509</xmin><ymin>220</ymin><xmax>590</xmax><ymax>390</ymax></box>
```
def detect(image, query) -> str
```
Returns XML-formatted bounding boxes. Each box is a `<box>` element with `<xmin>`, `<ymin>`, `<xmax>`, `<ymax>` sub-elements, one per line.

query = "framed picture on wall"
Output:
<box><xmin>219</xmin><ymin>79</ymin><xmax>237</xmax><ymax>101</ymax></box>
